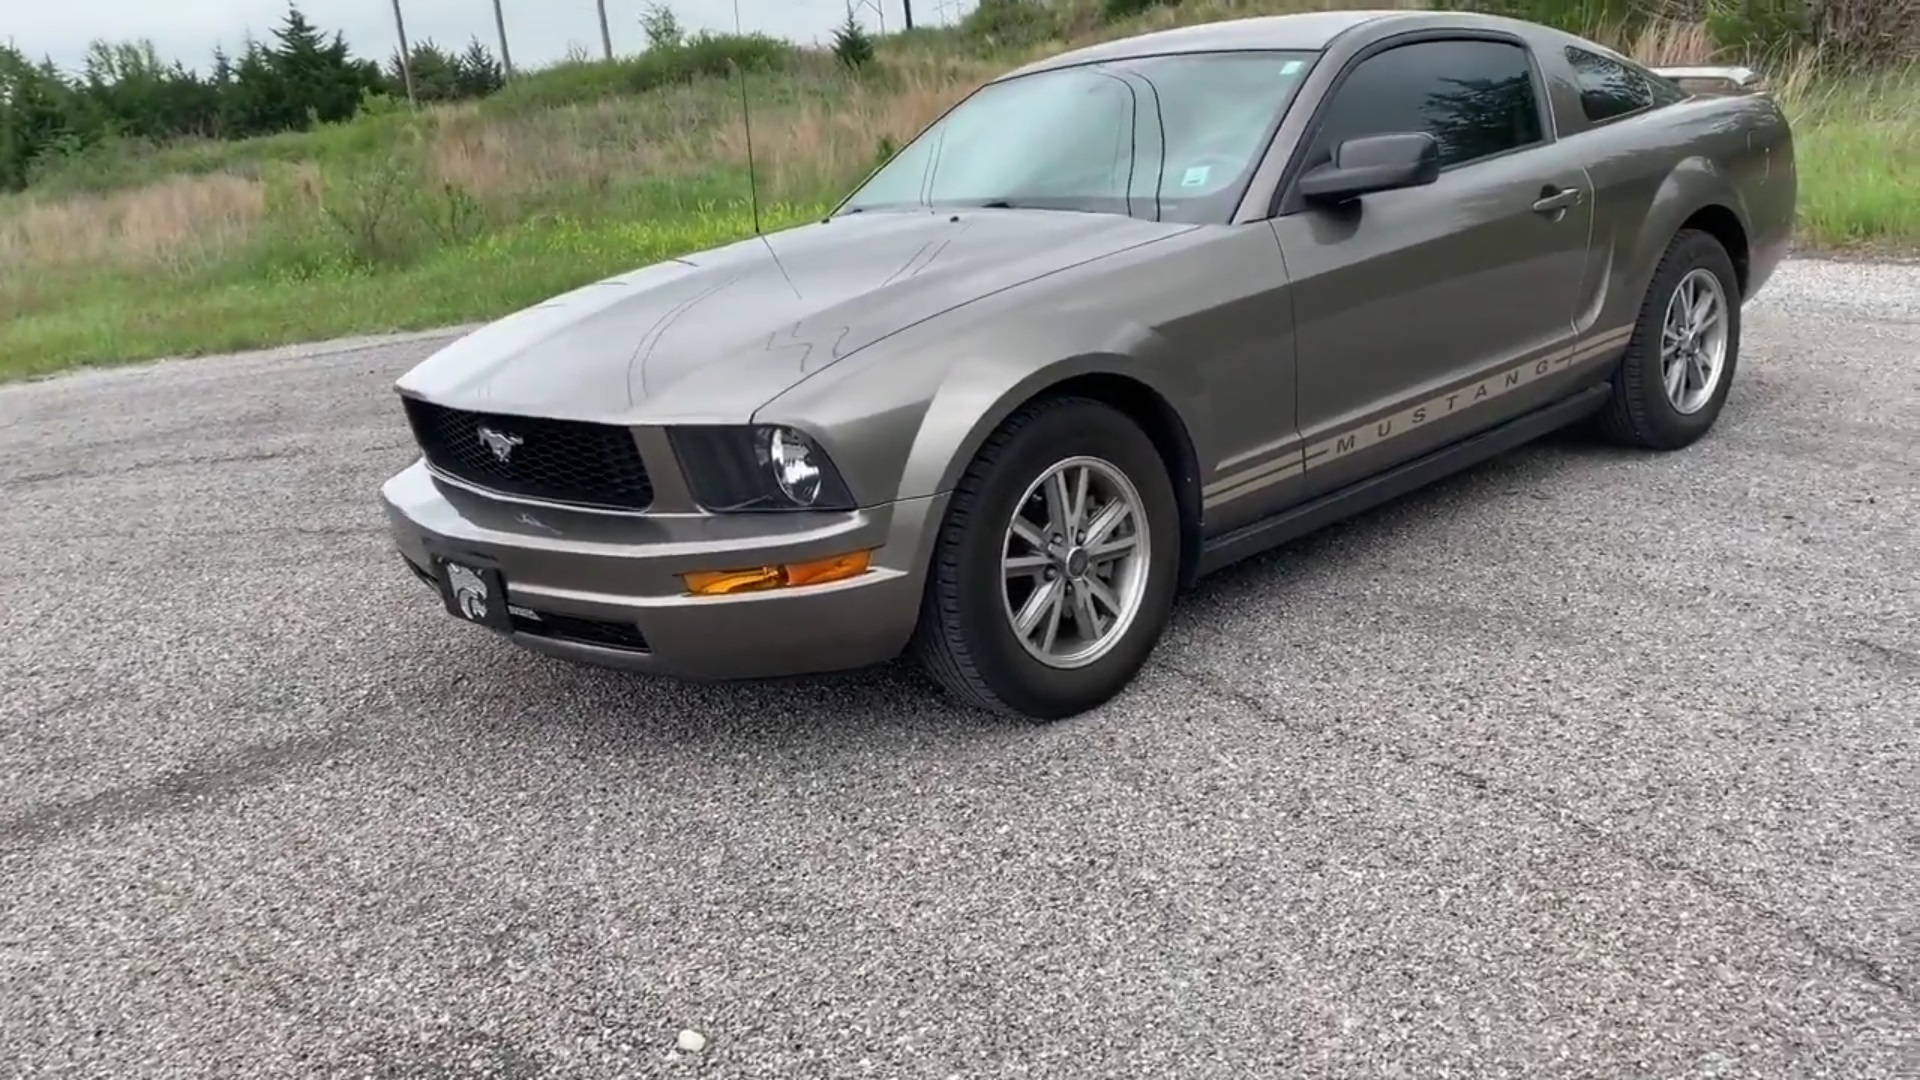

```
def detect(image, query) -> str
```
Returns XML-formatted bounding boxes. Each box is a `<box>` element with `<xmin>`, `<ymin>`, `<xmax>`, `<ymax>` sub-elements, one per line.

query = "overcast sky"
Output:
<box><xmin>8</xmin><ymin>0</ymin><xmax>974</xmax><ymax>75</ymax></box>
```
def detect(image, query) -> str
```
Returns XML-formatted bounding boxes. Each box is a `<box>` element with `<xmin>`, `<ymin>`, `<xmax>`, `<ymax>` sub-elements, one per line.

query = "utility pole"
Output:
<box><xmin>492</xmin><ymin>0</ymin><xmax>514</xmax><ymax>81</ymax></box>
<box><xmin>390</xmin><ymin>0</ymin><xmax>416</xmax><ymax>107</ymax></box>
<box><xmin>903</xmin><ymin>0</ymin><xmax>914</xmax><ymax>31</ymax></box>
<box><xmin>596</xmin><ymin>0</ymin><xmax>614</xmax><ymax>60</ymax></box>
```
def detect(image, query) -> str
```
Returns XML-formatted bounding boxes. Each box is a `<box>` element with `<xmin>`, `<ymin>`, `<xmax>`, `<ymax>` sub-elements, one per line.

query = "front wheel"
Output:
<box><xmin>1594</xmin><ymin>227</ymin><xmax>1743</xmax><ymax>450</ymax></box>
<box><xmin>910</xmin><ymin>396</ymin><xmax>1181</xmax><ymax>721</ymax></box>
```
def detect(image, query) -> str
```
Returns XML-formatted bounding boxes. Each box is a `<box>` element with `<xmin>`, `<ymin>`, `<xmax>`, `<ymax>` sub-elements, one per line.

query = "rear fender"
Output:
<box><xmin>1631</xmin><ymin>156</ymin><xmax>1753</xmax><ymax>302</ymax></box>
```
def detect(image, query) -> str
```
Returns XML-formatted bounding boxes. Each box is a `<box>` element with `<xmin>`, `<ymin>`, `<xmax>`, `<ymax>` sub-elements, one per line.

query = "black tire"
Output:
<box><xmin>910</xmin><ymin>395</ymin><xmax>1181</xmax><ymax>721</ymax></box>
<box><xmin>1594</xmin><ymin>227</ymin><xmax>1743</xmax><ymax>450</ymax></box>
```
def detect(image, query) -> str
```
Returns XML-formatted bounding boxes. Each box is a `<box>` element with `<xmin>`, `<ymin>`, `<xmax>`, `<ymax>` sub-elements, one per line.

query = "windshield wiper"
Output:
<box><xmin>953</xmin><ymin>198</ymin><xmax>1112</xmax><ymax>216</ymax></box>
<box><xmin>948</xmin><ymin>198</ymin><xmax>1047</xmax><ymax>210</ymax></box>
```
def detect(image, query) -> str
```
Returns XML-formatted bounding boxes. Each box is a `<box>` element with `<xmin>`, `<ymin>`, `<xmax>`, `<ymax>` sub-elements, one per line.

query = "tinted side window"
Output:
<box><xmin>1308</xmin><ymin>38</ymin><xmax>1545</xmax><ymax>171</ymax></box>
<box><xmin>1643</xmin><ymin>69</ymin><xmax>1688</xmax><ymax>106</ymax></box>
<box><xmin>1565</xmin><ymin>46</ymin><xmax>1656</xmax><ymax>122</ymax></box>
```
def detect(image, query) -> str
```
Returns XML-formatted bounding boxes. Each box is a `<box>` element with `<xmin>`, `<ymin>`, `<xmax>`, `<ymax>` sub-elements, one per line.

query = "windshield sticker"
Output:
<box><xmin>1281</xmin><ymin>59</ymin><xmax>1304</xmax><ymax>75</ymax></box>
<box><xmin>1180</xmin><ymin>165</ymin><xmax>1211</xmax><ymax>188</ymax></box>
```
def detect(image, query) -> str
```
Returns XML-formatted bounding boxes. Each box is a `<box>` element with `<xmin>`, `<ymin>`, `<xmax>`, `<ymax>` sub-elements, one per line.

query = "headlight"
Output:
<box><xmin>762</xmin><ymin>426</ymin><xmax>826</xmax><ymax>505</ymax></box>
<box><xmin>669</xmin><ymin>424</ymin><xmax>855</xmax><ymax>512</ymax></box>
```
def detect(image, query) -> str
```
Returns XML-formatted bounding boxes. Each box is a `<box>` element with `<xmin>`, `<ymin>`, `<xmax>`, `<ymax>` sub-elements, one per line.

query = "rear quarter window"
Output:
<box><xmin>1565</xmin><ymin>45</ymin><xmax>1682</xmax><ymax>124</ymax></box>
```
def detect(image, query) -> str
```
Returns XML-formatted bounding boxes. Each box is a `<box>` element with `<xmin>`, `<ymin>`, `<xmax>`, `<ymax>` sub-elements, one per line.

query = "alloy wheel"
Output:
<box><xmin>999</xmin><ymin>455</ymin><xmax>1152</xmax><ymax>670</ymax></box>
<box><xmin>1661</xmin><ymin>266</ymin><xmax>1730</xmax><ymax>415</ymax></box>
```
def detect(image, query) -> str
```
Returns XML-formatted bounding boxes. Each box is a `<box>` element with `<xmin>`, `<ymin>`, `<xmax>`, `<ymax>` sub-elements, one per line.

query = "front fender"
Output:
<box><xmin>754</xmin><ymin>294</ymin><xmax>1211</xmax><ymax>511</ymax></box>
<box><xmin>751</xmin><ymin>225</ymin><xmax>1247</xmax><ymax>513</ymax></box>
<box><xmin>905</xmin><ymin>329</ymin><xmax>1206</xmax><ymax>502</ymax></box>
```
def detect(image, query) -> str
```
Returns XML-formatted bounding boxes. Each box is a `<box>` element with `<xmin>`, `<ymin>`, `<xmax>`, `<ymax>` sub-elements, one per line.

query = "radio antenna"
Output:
<box><xmin>732</xmin><ymin>0</ymin><xmax>763</xmax><ymax>237</ymax></box>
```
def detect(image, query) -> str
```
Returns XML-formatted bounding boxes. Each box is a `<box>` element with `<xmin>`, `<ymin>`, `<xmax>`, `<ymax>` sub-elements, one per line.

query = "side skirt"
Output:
<box><xmin>1195</xmin><ymin>381</ymin><xmax>1613</xmax><ymax>577</ymax></box>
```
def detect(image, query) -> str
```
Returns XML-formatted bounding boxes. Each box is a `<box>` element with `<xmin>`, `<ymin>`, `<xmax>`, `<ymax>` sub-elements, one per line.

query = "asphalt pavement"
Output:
<box><xmin>2</xmin><ymin>257</ymin><xmax>1916</xmax><ymax>1078</ymax></box>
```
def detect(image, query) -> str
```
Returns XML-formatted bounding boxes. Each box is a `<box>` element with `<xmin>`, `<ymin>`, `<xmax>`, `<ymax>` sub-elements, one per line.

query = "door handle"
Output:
<box><xmin>1532</xmin><ymin>186</ymin><xmax>1584</xmax><ymax>215</ymax></box>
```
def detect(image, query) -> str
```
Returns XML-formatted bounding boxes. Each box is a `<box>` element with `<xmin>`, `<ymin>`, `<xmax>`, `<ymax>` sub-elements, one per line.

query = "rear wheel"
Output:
<box><xmin>911</xmin><ymin>396</ymin><xmax>1181</xmax><ymax>720</ymax></box>
<box><xmin>1594</xmin><ymin>227</ymin><xmax>1743</xmax><ymax>450</ymax></box>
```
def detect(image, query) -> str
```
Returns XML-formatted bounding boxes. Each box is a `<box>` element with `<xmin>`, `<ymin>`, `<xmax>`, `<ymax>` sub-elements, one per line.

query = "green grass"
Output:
<box><xmin>1783</xmin><ymin>69</ymin><xmax>1920</xmax><ymax>249</ymax></box>
<box><xmin>2</xmin><ymin>1</ymin><xmax>1915</xmax><ymax>382</ymax></box>
<box><xmin>0</xmin><ymin>199</ymin><xmax>829</xmax><ymax>382</ymax></box>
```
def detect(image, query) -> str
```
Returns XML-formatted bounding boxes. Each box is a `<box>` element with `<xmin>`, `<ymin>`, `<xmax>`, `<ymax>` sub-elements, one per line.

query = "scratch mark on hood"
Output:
<box><xmin>879</xmin><ymin>220</ymin><xmax>970</xmax><ymax>290</ymax></box>
<box><xmin>626</xmin><ymin>274</ymin><xmax>743</xmax><ymax>407</ymax></box>
<box><xmin>878</xmin><ymin>241</ymin><xmax>935</xmax><ymax>290</ymax></box>
<box><xmin>762</xmin><ymin>321</ymin><xmax>854</xmax><ymax>374</ymax></box>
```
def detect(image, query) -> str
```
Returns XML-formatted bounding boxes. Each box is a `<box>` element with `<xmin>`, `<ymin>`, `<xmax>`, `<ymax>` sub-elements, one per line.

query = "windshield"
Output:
<box><xmin>837</xmin><ymin>50</ymin><xmax>1319</xmax><ymax>224</ymax></box>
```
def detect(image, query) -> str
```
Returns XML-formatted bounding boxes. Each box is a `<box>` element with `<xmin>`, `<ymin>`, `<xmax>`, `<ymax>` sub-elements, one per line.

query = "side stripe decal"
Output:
<box><xmin>1204</xmin><ymin>326</ymin><xmax>1634</xmax><ymax>508</ymax></box>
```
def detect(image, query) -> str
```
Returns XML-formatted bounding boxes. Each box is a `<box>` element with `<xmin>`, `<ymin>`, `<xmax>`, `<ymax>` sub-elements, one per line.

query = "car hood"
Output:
<box><xmin>395</xmin><ymin>208</ymin><xmax>1197</xmax><ymax>424</ymax></box>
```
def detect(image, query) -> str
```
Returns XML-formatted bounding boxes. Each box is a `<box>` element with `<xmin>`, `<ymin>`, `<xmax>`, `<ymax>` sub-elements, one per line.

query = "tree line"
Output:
<box><xmin>0</xmin><ymin>4</ymin><xmax>506</xmax><ymax>191</ymax></box>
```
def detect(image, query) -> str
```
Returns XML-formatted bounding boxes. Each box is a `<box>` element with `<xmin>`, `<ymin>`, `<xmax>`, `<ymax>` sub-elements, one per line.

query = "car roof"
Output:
<box><xmin>994</xmin><ymin>9</ymin><xmax>1558</xmax><ymax>81</ymax></box>
<box><xmin>998</xmin><ymin>10</ymin><xmax>1406</xmax><ymax>79</ymax></box>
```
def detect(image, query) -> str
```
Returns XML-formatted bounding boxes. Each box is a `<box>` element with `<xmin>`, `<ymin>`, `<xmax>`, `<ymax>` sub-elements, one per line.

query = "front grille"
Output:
<box><xmin>512</xmin><ymin>611</ymin><xmax>650</xmax><ymax>652</ymax></box>
<box><xmin>402</xmin><ymin>397</ymin><xmax>654</xmax><ymax>511</ymax></box>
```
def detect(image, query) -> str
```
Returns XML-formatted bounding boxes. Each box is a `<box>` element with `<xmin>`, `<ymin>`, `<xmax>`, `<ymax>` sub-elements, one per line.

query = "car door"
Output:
<box><xmin>1270</xmin><ymin>34</ymin><xmax>1596</xmax><ymax>500</ymax></box>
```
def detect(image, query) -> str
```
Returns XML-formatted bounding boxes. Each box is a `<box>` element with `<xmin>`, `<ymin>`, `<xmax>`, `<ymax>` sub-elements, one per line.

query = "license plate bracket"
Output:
<box><xmin>434</xmin><ymin>555</ymin><xmax>513</xmax><ymax>633</ymax></box>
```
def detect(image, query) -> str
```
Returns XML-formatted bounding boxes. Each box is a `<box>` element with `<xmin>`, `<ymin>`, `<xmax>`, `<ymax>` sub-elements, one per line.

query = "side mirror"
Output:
<box><xmin>1297</xmin><ymin>132</ymin><xmax>1441</xmax><ymax>204</ymax></box>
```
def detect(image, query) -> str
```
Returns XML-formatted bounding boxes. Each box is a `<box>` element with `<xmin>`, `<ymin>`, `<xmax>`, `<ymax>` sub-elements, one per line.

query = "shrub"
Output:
<box><xmin>1435</xmin><ymin>0</ymin><xmax>1915</xmax><ymax>64</ymax></box>
<box><xmin>960</xmin><ymin>0</ymin><xmax>1065</xmax><ymax>50</ymax></box>
<box><xmin>639</xmin><ymin>2</ymin><xmax>685</xmax><ymax>50</ymax></box>
<box><xmin>484</xmin><ymin>32</ymin><xmax>795</xmax><ymax>112</ymax></box>
<box><xmin>1102</xmin><ymin>0</ymin><xmax>1183</xmax><ymax>22</ymax></box>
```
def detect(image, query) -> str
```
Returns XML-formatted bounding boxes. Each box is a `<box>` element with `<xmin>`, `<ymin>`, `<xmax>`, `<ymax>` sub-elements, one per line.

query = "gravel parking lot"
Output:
<box><xmin>2</xmin><ymin>257</ymin><xmax>1916</xmax><ymax>1078</ymax></box>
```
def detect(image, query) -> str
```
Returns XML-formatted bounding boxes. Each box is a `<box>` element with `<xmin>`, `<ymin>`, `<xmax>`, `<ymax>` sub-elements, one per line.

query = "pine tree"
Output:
<box><xmin>456</xmin><ymin>38</ymin><xmax>504</xmax><ymax>98</ymax></box>
<box><xmin>264</xmin><ymin>2</ymin><xmax>374</xmax><ymax>128</ymax></box>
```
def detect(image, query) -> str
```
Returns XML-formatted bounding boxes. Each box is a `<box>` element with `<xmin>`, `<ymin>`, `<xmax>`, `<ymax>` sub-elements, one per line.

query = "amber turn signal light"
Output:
<box><xmin>681</xmin><ymin>550</ymin><xmax>873</xmax><ymax>596</ymax></box>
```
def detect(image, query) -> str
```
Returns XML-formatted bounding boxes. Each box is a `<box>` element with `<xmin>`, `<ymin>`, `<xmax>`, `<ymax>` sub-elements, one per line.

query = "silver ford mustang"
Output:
<box><xmin>382</xmin><ymin>9</ymin><xmax>1795</xmax><ymax>719</ymax></box>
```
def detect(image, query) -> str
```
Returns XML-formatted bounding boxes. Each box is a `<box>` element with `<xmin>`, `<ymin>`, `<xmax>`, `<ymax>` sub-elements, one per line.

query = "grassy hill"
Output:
<box><xmin>2</xmin><ymin>0</ymin><xmax>1915</xmax><ymax>381</ymax></box>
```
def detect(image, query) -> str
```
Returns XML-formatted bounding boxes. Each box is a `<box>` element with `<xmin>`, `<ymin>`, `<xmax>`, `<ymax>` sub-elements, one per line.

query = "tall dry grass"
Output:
<box><xmin>0</xmin><ymin>55</ymin><xmax>1006</xmax><ymax>278</ymax></box>
<box><xmin>691</xmin><ymin>60</ymin><xmax>1001</xmax><ymax>198</ymax></box>
<box><xmin>0</xmin><ymin>4</ymin><xmax>1893</xmax><ymax>285</ymax></box>
<box><xmin>0</xmin><ymin>172</ymin><xmax>265</xmax><ymax>273</ymax></box>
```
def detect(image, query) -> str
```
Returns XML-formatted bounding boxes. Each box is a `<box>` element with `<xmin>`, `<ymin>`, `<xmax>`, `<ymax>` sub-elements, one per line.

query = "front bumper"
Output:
<box><xmin>381</xmin><ymin>459</ymin><xmax>947</xmax><ymax>680</ymax></box>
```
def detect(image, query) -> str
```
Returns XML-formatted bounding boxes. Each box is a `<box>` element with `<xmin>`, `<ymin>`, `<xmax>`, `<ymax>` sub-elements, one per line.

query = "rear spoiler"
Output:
<box><xmin>1650</xmin><ymin>65</ymin><xmax>1766</xmax><ymax>95</ymax></box>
